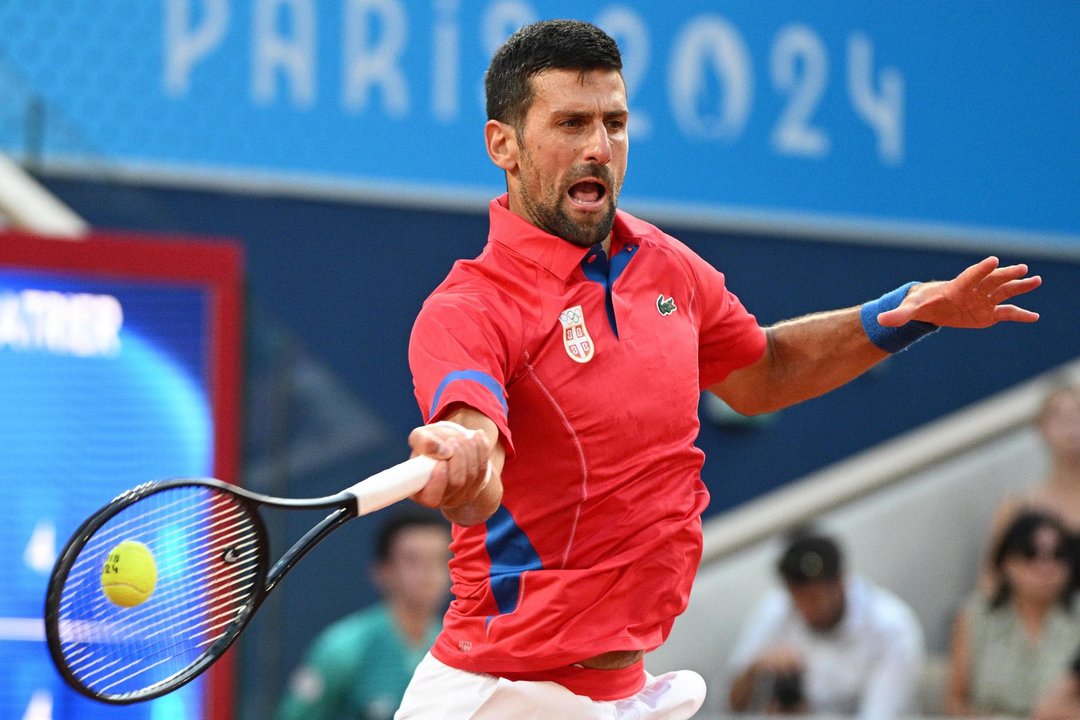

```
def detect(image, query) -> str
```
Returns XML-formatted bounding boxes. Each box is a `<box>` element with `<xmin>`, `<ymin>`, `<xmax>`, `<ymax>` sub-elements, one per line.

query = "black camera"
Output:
<box><xmin>772</xmin><ymin>670</ymin><xmax>804</xmax><ymax>710</ymax></box>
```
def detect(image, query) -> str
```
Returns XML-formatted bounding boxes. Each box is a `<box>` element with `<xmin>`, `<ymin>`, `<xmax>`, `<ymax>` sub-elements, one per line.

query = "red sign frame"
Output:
<box><xmin>0</xmin><ymin>229</ymin><xmax>244</xmax><ymax>720</ymax></box>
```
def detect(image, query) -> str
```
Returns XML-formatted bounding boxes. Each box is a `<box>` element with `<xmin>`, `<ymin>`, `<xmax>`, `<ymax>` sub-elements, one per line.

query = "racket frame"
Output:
<box><xmin>44</xmin><ymin>455</ymin><xmax>435</xmax><ymax>704</ymax></box>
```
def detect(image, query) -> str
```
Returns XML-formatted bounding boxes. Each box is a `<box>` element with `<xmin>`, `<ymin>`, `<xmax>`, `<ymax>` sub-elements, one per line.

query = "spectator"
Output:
<box><xmin>726</xmin><ymin>531</ymin><xmax>925</xmax><ymax>718</ymax></box>
<box><xmin>1033</xmin><ymin>645</ymin><xmax>1080</xmax><ymax>720</ymax></box>
<box><xmin>981</xmin><ymin>385</ymin><xmax>1080</xmax><ymax>596</ymax></box>
<box><xmin>277</xmin><ymin>509</ymin><xmax>451</xmax><ymax>720</ymax></box>
<box><xmin>946</xmin><ymin>511</ymin><xmax>1080</xmax><ymax>716</ymax></box>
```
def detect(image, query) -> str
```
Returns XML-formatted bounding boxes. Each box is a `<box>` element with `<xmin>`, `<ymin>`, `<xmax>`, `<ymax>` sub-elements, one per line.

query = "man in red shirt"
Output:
<box><xmin>396</xmin><ymin>19</ymin><xmax>1041</xmax><ymax>720</ymax></box>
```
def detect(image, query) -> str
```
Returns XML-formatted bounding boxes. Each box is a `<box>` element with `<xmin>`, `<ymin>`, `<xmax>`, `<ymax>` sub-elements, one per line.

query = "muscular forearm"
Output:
<box><xmin>712</xmin><ymin>256</ymin><xmax>1043</xmax><ymax>415</ymax></box>
<box><xmin>442</xmin><ymin>471</ymin><xmax>503</xmax><ymax>526</ymax></box>
<box><xmin>712</xmin><ymin>307</ymin><xmax>888</xmax><ymax>416</ymax></box>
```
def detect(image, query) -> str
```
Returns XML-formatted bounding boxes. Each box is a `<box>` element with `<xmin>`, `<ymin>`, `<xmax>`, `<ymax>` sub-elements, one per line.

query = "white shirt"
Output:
<box><xmin>726</xmin><ymin>576</ymin><xmax>925</xmax><ymax>720</ymax></box>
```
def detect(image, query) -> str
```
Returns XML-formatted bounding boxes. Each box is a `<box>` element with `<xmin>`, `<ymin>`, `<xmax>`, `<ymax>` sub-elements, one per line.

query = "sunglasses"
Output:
<box><xmin>1012</xmin><ymin>545</ymin><xmax>1070</xmax><ymax>562</ymax></box>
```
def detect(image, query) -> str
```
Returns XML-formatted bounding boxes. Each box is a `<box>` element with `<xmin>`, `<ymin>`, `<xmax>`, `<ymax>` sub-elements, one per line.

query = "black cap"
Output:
<box><xmin>777</xmin><ymin>533</ymin><xmax>843</xmax><ymax>584</ymax></box>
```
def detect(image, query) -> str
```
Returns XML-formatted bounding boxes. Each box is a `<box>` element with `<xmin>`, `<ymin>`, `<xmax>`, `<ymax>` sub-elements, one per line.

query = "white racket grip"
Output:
<box><xmin>345</xmin><ymin>455</ymin><xmax>437</xmax><ymax>516</ymax></box>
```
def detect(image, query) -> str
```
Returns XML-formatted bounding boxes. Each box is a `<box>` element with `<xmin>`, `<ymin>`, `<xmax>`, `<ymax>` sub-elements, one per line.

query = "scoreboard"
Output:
<box><xmin>0</xmin><ymin>231</ymin><xmax>242</xmax><ymax>720</ymax></box>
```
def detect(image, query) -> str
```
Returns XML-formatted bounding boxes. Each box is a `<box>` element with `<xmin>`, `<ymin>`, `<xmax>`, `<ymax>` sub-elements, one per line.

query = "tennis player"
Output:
<box><xmin>395</xmin><ymin>19</ymin><xmax>1042</xmax><ymax>720</ymax></box>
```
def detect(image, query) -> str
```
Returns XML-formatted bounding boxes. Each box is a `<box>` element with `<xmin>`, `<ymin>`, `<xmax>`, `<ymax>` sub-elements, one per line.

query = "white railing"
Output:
<box><xmin>701</xmin><ymin>357</ymin><xmax>1080</xmax><ymax>563</ymax></box>
<box><xmin>0</xmin><ymin>153</ymin><xmax>88</xmax><ymax>238</ymax></box>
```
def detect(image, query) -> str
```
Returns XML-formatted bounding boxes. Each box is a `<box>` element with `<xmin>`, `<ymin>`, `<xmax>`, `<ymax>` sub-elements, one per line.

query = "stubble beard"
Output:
<box><xmin>519</xmin><ymin>165</ymin><xmax>619</xmax><ymax>248</ymax></box>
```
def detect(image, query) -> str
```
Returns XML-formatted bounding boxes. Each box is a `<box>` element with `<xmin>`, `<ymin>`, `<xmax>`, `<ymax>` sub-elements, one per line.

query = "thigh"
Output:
<box><xmin>395</xmin><ymin>653</ymin><xmax>501</xmax><ymax>720</ymax></box>
<box><xmin>474</xmin><ymin>669</ymin><xmax>707</xmax><ymax>720</ymax></box>
<box><xmin>395</xmin><ymin>654</ymin><xmax>608</xmax><ymax>720</ymax></box>
<box><xmin>396</xmin><ymin>656</ymin><xmax>705</xmax><ymax>720</ymax></box>
<box><xmin>472</xmin><ymin>678</ymin><xmax>609</xmax><ymax>720</ymax></box>
<box><xmin>610</xmin><ymin>670</ymin><xmax>707</xmax><ymax>720</ymax></box>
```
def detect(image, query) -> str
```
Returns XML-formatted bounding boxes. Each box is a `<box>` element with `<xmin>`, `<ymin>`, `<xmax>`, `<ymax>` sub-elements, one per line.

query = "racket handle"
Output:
<box><xmin>344</xmin><ymin>455</ymin><xmax>437</xmax><ymax>516</ymax></box>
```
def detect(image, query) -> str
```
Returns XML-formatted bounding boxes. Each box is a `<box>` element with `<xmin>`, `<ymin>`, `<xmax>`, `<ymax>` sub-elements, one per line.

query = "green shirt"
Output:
<box><xmin>277</xmin><ymin>603</ymin><xmax>439</xmax><ymax>720</ymax></box>
<box><xmin>967</xmin><ymin>595</ymin><xmax>1080</xmax><ymax>716</ymax></box>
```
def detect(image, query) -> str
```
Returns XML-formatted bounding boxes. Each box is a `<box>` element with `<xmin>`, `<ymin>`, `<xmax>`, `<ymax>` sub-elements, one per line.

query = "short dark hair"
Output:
<box><xmin>777</xmin><ymin>530</ymin><xmax>843</xmax><ymax>585</ymax></box>
<box><xmin>375</xmin><ymin>507</ymin><xmax>449</xmax><ymax>563</ymax></box>
<box><xmin>990</xmin><ymin>510</ymin><xmax>1074</xmax><ymax>610</ymax></box>
<box><xmin>484</xmin><ymin>19</ymin><xmax>623</xmax><ymax>129</ymax></box>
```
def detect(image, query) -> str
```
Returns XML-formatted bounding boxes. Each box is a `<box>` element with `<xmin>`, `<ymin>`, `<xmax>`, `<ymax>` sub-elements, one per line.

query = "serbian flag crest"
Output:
<box><xmin>558</xmin><ymin>305</ymin><xmax>594</xmax><ymax>363</ymax></box>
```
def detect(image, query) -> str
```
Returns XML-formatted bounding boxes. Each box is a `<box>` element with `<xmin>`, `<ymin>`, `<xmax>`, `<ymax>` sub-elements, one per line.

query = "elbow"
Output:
<box><xmin>443</xmin><ymin>504</ymin><xmax>495</xmax><ymax>527</ymax></box>
<box><xmin>727</xmin><ymin>397</ymin><xmax>775</xmax><ymax>417</ymax></box>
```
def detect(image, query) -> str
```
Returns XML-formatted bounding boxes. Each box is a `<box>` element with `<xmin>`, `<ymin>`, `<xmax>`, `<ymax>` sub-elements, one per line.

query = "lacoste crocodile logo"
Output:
<box><xmin>656</xmin><ymin>295</ymin><xmax>677</xmax><ymax>316</ymax></box>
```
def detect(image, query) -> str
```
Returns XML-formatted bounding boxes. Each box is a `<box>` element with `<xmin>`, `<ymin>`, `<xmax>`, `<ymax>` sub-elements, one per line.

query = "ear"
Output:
<box><xmin>485</xmin><ymin>119</ymin><xmax>519</xmax><ymax>173</ymax></box>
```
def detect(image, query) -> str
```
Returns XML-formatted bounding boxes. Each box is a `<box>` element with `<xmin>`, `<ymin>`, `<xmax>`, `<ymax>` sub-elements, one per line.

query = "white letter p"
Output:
<box><xmin>164</xmin><ymin>0</ymin><xmax>230</xmax><ymax>96</ymax></box>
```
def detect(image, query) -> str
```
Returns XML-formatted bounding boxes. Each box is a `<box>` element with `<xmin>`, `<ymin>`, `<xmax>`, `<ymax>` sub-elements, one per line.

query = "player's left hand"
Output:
<box><xmin>877</xmin><ymin>256</ymin><xmax>1041</xmax><ymax>329</ymax></box>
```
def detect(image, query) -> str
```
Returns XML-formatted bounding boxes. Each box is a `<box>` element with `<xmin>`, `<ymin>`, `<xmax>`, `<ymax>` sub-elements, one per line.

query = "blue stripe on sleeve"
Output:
<box><xmin>429</xmin><ymin>370</ymin><xmax>507</xmax><ymax>418</ymax></box>
<box><xmin>485</xmin><ymin>505</ymin><xmax>543</xmax><ymax>615</ymax></box>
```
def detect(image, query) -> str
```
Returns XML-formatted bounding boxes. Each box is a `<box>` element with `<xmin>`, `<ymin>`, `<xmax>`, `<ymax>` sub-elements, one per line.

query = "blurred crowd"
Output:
<box><xmin>723</xmin><ymin>384</ymin><xmax>1080</xmax><ymax>719</ymax></box>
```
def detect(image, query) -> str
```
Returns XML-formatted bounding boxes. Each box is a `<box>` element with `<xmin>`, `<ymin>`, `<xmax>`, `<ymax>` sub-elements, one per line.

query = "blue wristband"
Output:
<box><xmin>860</xmin><ymin>282</ymin><xmax>939</xmax><ymax>353</ymax></box>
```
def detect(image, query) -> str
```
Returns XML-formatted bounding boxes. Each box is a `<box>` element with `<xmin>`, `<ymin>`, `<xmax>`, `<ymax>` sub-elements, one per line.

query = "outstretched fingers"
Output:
<box><xmin>975</xmin><ymin>261</ymin><xmax>1041</xmax><ymax>323</ymax></box>
<box><xmin>992</xmin><ymin>304</ymin><xmax>1040</xmax><ymax>324</ymax></box>
<box><xmin>985</xmin><ymin>273</ymin><xmax>1042</xmax><ymax>305</ymax></box>
<box><xmin>876</xmin><ymin>257</ymin><xmax>1041</xmax><ymax>329</ymax></box>
<box><xmin>952</xmin><ymin>256</ymin><xmax>1001</xmax><ymax>291</ymax></box>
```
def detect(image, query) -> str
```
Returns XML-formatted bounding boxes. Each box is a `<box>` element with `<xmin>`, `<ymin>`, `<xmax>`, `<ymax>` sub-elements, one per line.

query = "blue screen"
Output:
<box><xmin>0</xmin><ymin>268</ymin><xmax>214</xmax><ymax>720</ymax></box>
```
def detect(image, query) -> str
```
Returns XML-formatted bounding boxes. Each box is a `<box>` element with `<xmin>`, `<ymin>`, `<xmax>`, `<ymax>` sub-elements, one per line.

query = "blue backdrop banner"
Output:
<box><xmin>1</xmin><ymin>1</ymin><xmax>1077</xmax><ymax>243</ymax></box>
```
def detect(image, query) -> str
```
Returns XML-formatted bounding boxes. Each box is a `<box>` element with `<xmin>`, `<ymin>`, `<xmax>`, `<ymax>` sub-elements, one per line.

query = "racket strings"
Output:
<box><xmin>58</xmin><ymin>490</ymin><xmax>261</xmax><ymax>691</ymax></box>
<box><xmin>64</xmin><ymin>490</ymin><xmax>248</xmax><ymax>586</ymax></box>
<box><xmin>60</xmin><ymin>509</ymin><xmax>256</xmax><ymax>647</ymax></box>
<box><xmin>53</xmin><ymin>485</ymin><xmax>265</xmax><ymax>699</ymax></box>
<box><xmin>64</xmin><ymin>507</ymin><xmax>260</xmax><ymax>627</ymax></box>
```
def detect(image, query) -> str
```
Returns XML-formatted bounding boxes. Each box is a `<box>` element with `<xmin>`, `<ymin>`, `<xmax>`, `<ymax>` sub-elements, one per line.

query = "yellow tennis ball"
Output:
<box><xmin>101</xmin><ymin>540</ymin><xmax>158</xmax><ymax>608</ymax></box>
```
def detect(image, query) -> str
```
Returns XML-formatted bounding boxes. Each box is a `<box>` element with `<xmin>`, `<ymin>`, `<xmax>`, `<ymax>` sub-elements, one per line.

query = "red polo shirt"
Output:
<box><xmin>409</xmin><ymin>195</ymin><xmax>766</xmax><ymax>700</ymax></box>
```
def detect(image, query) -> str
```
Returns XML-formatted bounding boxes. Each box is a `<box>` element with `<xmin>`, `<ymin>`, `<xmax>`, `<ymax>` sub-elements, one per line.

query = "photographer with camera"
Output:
<box><xmin>725</xmin><ymin>531</ymin><xmax>924</xmax><ymax>719</ymax></box>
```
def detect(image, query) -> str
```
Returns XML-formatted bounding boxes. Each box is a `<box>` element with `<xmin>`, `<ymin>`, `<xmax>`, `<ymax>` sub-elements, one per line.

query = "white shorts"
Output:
<box><xmin>395</xmin><ymin>653</ymin><xmax>706</xmax><ymax>720</ymax></box>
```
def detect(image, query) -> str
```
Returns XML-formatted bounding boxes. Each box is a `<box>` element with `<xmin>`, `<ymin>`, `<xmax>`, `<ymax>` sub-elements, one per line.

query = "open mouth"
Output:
<box><xmin>567</xmin><ymin>180</ymin><xmax>608</xmax><ymax>207</ymax></box>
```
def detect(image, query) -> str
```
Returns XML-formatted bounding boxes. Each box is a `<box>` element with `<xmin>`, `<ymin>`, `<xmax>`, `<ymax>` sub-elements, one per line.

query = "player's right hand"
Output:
<box><xmin>408</xmin><ymin>414</ymin><xmax>502</xmax><ymax>525</ymax></box>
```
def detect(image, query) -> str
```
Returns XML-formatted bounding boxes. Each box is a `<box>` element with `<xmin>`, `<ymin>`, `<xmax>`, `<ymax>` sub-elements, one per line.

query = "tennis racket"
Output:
<box><xmin>44</xmin><ymin>454</ymin><xmax>437</xmax><ymax>704</ymax></box>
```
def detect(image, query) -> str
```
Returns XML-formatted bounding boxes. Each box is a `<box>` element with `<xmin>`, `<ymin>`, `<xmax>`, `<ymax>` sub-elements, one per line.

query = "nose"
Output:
<box><xmin>582</xmin><ymin>120</ymin><xmax>612</xmax><ymax>166</ymax></box>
